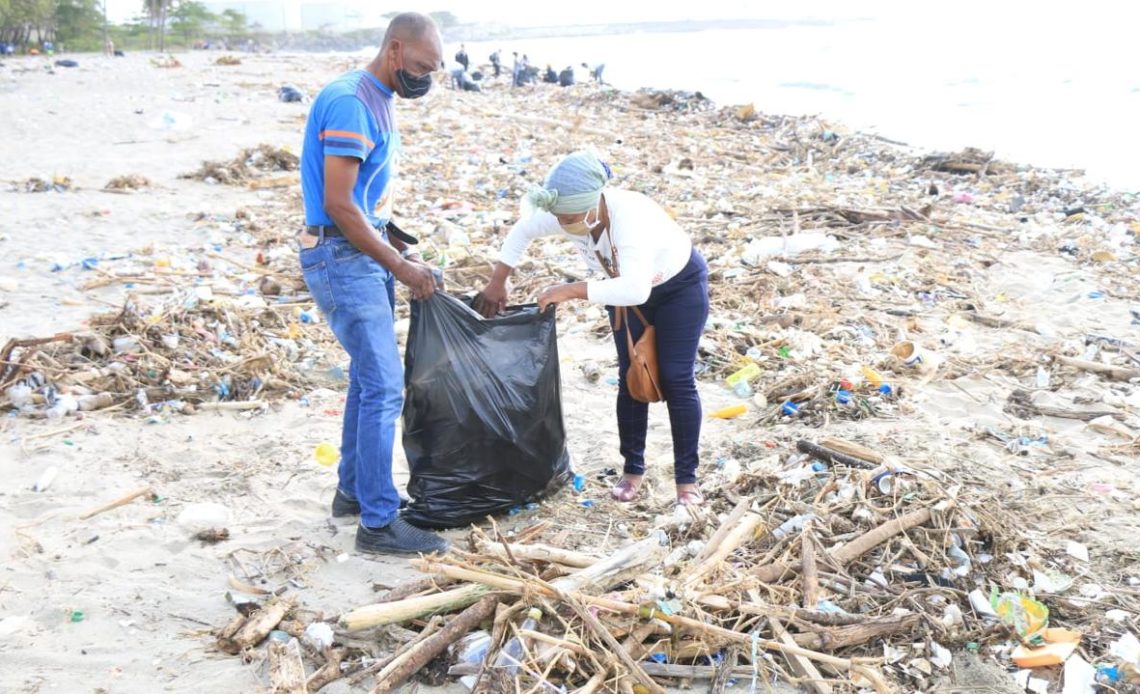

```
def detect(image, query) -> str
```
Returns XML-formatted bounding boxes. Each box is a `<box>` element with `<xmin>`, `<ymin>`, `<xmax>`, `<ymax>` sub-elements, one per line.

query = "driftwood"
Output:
<box><xmin>371</xmin><ymin>595</ymin><xmax>500</xmax><ymax>694</ymax></box>
<box><xmin>681</xmin><ymin>508</ymin><xmax>762</xmax><ymax>588</ymax></box>
<box><xmin>340</xmin><ymin>584</ymin><xmax>488</xmax><ymax>632</ymax></box>
<box><xmin>267</xmin><ymin>637</ymin><xmax>307</xmax><ymax>694</ymax></box>
<box><xmin>410</xmin><ymin>558</ymin><xmax>882</xmax><ymax>678</ymax></box>
<box><xmin>796</xmin><ymin>440</ymin><xmax>877</xmax><ymax>470</ymax></box>
<box><xmin>754</xmin><ymin>507</ymin><xmax>933</xmax><ymax>582</ymax></box>
<box><xmin>374</xmin><ymin>575</ymin><xmax>455</xmax><ymax>603</ymax></box>
<box><xmin>1056</xmin><ymin>355</ymin><xmax>1140</xmax><ymax>382</ymax></box>
<box><xmin>217</xmin><ymin>595</ymin><xmax>297</xmax><ymax>655</ymax></box>
<box><xmin>801</xmin><ymin>528</ymin><xmax>820</xmax><ymax>610</ymax></box>
<box><xmin>817</xmin><ymin>437</ymin><xmax>884</xmax><ymax>464</ymax></box>
<box><xmin>78</xmin><ymin>485</ymin><xmax>154</xmax><ymax>520</ymax></box>
<box><xmin>792</xmin><ymin>614</ymin><xmax>922</xmax><ymax>651</ymax></box>
<box><xmin>475</xmin><ymin>540</ymin><xmax>601</xmax><ymax>568</ymax></box>
<box><xmin>771</xmin><ymin>619</ymin><xmax>833</xmax><ymax>694</ymax></box>
<box><xmin>305</xmin><ymin>648</ymin><xmax>346</xmax><ymax>692</ymax></box>
<box><xmin>343</xmin><ymin>530</ymin><xmax>667</xmax><ymax>632</ymax></box>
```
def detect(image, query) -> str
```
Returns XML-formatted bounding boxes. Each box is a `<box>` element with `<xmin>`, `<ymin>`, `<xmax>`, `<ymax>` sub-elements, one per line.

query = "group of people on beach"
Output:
<box><xmin>299</xmin><ymin>12</ymin><xmax>703</xmax><ymax>556</ymax></box>
<box><xmin>449</xmin><ymin>42</ymin><xmax>606</xmax><ymax>92</ymax></box>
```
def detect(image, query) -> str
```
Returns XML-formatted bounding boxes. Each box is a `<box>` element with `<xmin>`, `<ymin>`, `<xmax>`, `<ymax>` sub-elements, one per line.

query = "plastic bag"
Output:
<box><xmin>402</xmin><ymin>293</ymin><xmax>571</xmax><ymax>528</ymax></box>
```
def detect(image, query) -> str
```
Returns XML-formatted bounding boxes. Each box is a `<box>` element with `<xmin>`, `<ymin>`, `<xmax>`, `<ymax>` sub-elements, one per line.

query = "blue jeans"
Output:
<box><xmin>608</xmin><ymin>249</ymin><xmax>709</xmax><ymax>484</ymax></box>
<box><xmin>300</xmin><ymin>235</ymin><xmax>402</xmax><ymax>528</ymax></box>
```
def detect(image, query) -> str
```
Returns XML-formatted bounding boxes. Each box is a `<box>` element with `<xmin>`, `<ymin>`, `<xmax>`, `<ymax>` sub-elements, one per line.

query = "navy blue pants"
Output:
<box><xmin>607</xmin><ymin>249</ymin><xmax>709</xmax><ymax>484</ymax></box>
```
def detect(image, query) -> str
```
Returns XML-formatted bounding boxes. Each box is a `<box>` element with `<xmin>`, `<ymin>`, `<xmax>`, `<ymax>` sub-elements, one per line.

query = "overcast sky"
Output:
<box><xmin>105</xmin><ymin>0</ymin><xmax>875</xmax><ymax>26</ymax></box>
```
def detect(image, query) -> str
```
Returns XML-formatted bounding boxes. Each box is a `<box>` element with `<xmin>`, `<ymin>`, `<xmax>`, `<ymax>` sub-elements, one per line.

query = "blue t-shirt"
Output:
<box><xmin>301</xmin><ymin>70</ymin><xmax>400</xmax><ymax>227</ymax></box>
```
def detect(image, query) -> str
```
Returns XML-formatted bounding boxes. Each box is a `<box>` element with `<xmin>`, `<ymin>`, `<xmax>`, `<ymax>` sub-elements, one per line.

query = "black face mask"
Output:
<box><xmin>395</xmin><ymin>68</ymin><xmax>432</xmax><ymax>99</ymax></box>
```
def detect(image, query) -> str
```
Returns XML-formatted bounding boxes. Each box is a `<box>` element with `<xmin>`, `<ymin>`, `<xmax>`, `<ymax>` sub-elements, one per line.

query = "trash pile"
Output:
<box><xmin>0</xmin><ymin>285</ymin><xmax>333</xmax><ymax>417</ymax></box>
<box><xmin>216</xmin><ymin>55</ymin><xmax>242</xmax><ymax>66</ymax></box>
<box><xmin>104</xmin><ymin>174</ymin><xmax>151</xmax><ymax>191</ymax></box>
<box><xmin>183</xmin><ymin>144</ymin><xmax>299</xmax><ymax>186</ymax></box>
<box><xmin>207</xmin><ymin>436</ymin><xmax>1140</xmax><ymax>691</ymax></box>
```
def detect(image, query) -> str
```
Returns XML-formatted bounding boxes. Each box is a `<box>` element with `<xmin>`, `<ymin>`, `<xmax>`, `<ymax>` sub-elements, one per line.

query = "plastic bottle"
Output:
<box><xmin>494</xmin><ymin>608</ymin><xmax>542</xmax><ymax>675</ymax></box>
<box><xmin>781</xmin><ymin>401</ymin><xmax>799</xmax><ymax>416</ymax></box>
<box><xmin>710</xmin><ymin>404</ymin><xmax>747</xmax><ymax>419</ymax></box>
<box><xmin>860</xmin><ymin>365</ymin><xmax>884</xmax><ymax>388</ymax></box>
<box><xmin>732</xmin><ymin>380</ymin><xmax>753</xmax><ymax>398</ymax></box>
<box><xmin>725</xmin><ymin>362</ymin><xmax>760</xmax><ymax>388</ymax></box>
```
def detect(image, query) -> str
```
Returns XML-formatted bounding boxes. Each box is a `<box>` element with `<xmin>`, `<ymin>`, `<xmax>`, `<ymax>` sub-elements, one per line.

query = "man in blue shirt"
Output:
<box><xmin>299</xmin><ymin>11</ymin><xmax>447</xmax><ymax>556</ymax></box>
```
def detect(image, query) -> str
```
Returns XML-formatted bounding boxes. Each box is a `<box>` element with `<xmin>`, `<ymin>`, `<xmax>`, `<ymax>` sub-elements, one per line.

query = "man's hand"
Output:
<box><xmin>474</xmin><ymin>278</ymin><xmax>510</xmax><ymax>318</ymax></box>
<box><xmin>394</xmin><ymin>258</ymin><xmax>438</xmax><ymax>300</ymax></box>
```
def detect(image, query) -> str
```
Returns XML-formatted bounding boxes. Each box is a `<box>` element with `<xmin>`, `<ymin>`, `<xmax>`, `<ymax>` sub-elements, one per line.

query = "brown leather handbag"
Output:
<box><xmin>596</xmin><ymin>230</ymin><xmax>663</xmax><ymax>404</ymax></box>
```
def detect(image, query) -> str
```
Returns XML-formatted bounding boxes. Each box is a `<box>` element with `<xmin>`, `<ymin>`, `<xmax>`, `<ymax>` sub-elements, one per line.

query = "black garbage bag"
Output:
<box><xmin>402</xmin><ymin>293</ymin><xmax>571</xmax><ymax>528</ymax></box>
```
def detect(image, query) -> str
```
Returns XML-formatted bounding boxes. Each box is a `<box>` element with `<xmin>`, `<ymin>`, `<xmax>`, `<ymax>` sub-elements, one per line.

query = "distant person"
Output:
<box><xmin>559</xmin><ymin>65</ymin><xmax>575</xmax><ymax>87</ymax></box>
<box><xmin>543</xmin><ymin>65</ymin><xmax>558</xmax><ymax>84</ymax></box>
<box><xmin>454</xmin><ymin>43</ymin><xmax>469</xmax><ymax>71</ymax></box>
<box><xmin>104</xmin><ymin>39</ymin><xmax>115</xmax><ymax>56</ymax></box>
<box><xmin>489</xmin><ymin>49</ymin><xmax>501</xmax><ymax>77</ymax></box>
<box><xmin>582</xmin><ymin>62</ymin><xmax>606</xmax><ymax>83</ymax></box>
<box><xmin>299</xmin><ymin>11</ymin><xmax>449</xmax><ymax>556</ymax></box>
<box><xmin>511</xmin><ymin>51</ymin><xmax>521</xmax><ymax>88</ymax></box>
<box><xmin>42</xmin><ymin>40</ymin><xmax>54</xmax><ymax>55</ymax></box>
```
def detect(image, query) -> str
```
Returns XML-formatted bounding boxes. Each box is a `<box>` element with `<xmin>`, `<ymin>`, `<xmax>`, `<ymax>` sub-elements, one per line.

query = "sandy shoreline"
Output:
<box><xmin>2</xmin><ymin>50</ymin><xmax>1139</xmax><ymax>693</ymax></box>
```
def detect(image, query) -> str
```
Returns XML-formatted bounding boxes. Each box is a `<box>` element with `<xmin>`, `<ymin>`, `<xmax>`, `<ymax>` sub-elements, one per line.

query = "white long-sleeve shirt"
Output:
<box><xmin>497</xmin><ymin>189</ymin><xmax>693</xmax><ymax>306</ymax></box>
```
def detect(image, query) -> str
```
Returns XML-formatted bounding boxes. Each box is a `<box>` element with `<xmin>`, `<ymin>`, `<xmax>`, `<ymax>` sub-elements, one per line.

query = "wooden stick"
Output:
<box><xmin>754</xmin><ymin>507</ymin><xmax>933</xmax><ymax>582</ymax></box>
<box><xmin>371</xmin><ymin>595</ymin><xmax>499</xmax><ymax>694</ymax></box>
<box><xmin>339</xmin><ymin>584</ymin><xmax>488</xmax><ymax>632</ymax></box>
<box><xmin>267</xmin><ymin>637</ymin><xmax>307</xmax><ymax>694</ymax></box>
<box><xmin>817</xmin><ymin>437</ymin><xmax>883</xmax><ymax>464</ymax></box>
<box><xmin>562</xmin><ymin>593</ymin><xmax>665</xmax><ymax>694</ymax></box>
<box><xmin>345</xmin><ymin>530</ymin><xmax>666</xmax><ymax>632</ymax></box>
<box><xmin>771</xmin><ymin>619</ymin><xmax>832</xmax><ymax>694</ymax></box>
<box><xmin>412</xmin><ymin>559</ymin><xmax>868</xmax><ymax>671</ymax></box>
<box><xmin>792</xmin><ymin>614</ymin><xmax>922</xmax><ymax>651</ymax></box>
<box><xmin>572</xmin><ymin>669</ymin><xmax>608</xmax><ymax>694</ymax></box>
<box><xmin>217</xmin><ymin>595</ymin><xmax>296</xmax><ymax>655</ymax></box>
<box><xmin>305</xmin><ymin>648</ymin><xmax>345</xmax><ymax>692</ymax></box>
<box><xmin>801</xmin><ymin>527</ymin><xmax>820</xmax><ymax>610</ymax></box>
<box><xmin>517</xmin><ymin>629</ymin><xmax>590</xmax><ymax>656</ymax></box>
<box><xmin>796</xmin><ymin>440</ymin><xmax>878</xmax><ymax>470</ymax></box>
<box><xmin>692</xmin><ymin>498</ymin><xmax>751</xmax><ymax>565</ymax></box>
<box><xmin>374</xmin><ymin>575</ymin><xmax>455</xmax><ymax>603</ymax></box>
<box><xmin>78</xmin><ymin>485</ymin><xmax>154</xmax><ymax>520</ymax></box>
<box><xmin>196</xmin><ymin>400</ymin><xmax>268</xmax><ymax>412</ymax></box>
<box><xmin>1056</xmin><ymin>356</ymin><xmax>1140</xmax><ymax>382</ymax></box>
<box><xmin>681</xmin><ymin>511</ymin><xmax>762</xmax><ymax>588</ymax></box>
<box><xmin>476</xmin><ymin>540</ymin><xmax>601</xmax><ymax>568</ymax></box>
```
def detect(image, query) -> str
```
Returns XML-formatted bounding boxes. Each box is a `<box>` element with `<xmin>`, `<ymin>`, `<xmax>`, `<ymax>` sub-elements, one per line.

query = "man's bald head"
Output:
<box><xmin>382</xmin><ymin>12</ymin><xmax>439</xmax><ymax>49</ymax></box>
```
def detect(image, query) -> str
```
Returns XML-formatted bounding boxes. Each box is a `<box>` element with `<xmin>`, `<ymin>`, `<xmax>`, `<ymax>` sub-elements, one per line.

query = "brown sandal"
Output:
<box><xmin>676</xmin><ymin>489</ymin><xmax>704</xmax><ymax>506</ymax></box>
<box><xmin>611</xmin><ymin>477</ymin><xmax>641</xmax><ymax>502</ymax></box>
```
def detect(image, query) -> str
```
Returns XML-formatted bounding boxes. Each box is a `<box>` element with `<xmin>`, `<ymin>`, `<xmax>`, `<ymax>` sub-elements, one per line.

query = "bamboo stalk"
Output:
<box><xmin>339</xmin><ymin>584</ymin><xmax>489</xmax><ymax>632</ymax></box>
<box><xmin>371</xmin><ymin>595</ymin><xmax>499</xmax><ymax>694</ymax></box>
<box><xmin>681</xmin><ymin>509</ymin><xmax>762</xmax><ymax>589</ymax></box>
<box><xmin>476</xmin><ymin>540</ymin><xmax>601</xmax><ymax>568</ymax></box>
<box><xmin>801</xmin><ymin>527</ymin><xmax>820</xmax><ymax>610</ymax></box>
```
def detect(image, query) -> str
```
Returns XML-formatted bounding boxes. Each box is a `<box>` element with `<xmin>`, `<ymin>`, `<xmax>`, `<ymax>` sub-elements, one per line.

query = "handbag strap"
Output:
<box><xmin>594</xmin><ymin>227</ymin><xmax>653</xmax><ymax>331</ymax></box>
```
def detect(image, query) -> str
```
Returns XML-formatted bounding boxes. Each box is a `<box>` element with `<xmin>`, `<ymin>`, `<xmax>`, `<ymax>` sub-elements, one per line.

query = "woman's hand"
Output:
<box><xmin>474</xmin><ymin>278</ymin><xmax>510</xmax><ymax>317</ymax></box>
<box><xmin>537</xmin><ymin>282</ymin><xmax>587</xmax><ymax>312</ymax></box>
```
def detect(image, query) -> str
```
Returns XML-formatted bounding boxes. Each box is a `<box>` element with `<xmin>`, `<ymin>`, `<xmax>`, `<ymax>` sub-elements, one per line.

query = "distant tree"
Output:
<box><xmin>141</xmin><ymin>0</ymin><xmax>173</xmax><ymax>50</ymax></box>
<box><xmin>428</xmin><ymin>11</ymin><xmax>458</xmax><ymax>28</ymax></box>
<box><xmin>54</xmin><ymin>0</ymin><xmax>103</xmax><ymax>45</ymax></box>
<box><xmin>169</xmin><ymin>0</ymin><xmax>213</xmax><ymax>42</ymax></box>
<box><xmin>218</xmin><ymin>7</ymin><xmax>246</xmax><ymax>39</ymax></box>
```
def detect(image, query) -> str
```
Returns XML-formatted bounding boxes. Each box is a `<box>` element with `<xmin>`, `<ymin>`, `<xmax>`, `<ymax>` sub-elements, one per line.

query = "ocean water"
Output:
<box><xmin>449</xmin><ymin>6</ymin><xmax>1139</xmax><ymax>191</ymax></box>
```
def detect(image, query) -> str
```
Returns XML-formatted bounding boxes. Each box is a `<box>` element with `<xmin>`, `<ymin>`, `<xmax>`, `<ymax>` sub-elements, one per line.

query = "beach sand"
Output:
<box><xmin>1</xmin><ymin>51</ymin><xmax>1136</xmax><ymax>693</ymax></box>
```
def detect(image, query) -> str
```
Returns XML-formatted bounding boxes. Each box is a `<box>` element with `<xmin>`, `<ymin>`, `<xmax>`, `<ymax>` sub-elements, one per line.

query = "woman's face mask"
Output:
<box><xmin>560</xmin><ymin>205</ymin><xmax>600</xmax><ymax>236</ymax></box>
